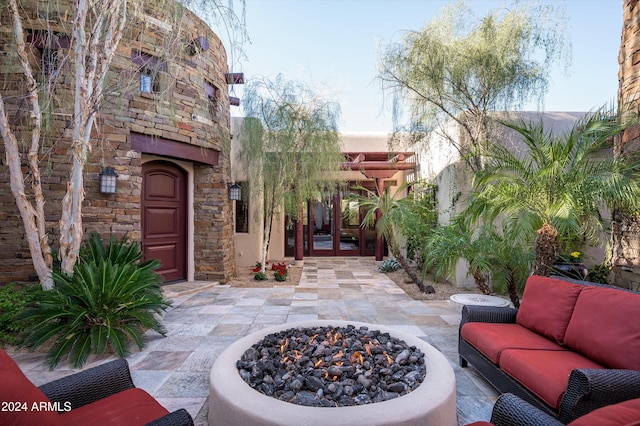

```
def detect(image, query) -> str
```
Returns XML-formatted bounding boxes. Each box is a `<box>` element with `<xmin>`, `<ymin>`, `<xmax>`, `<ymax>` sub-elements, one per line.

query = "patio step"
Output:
<box><xmin>162</xmin><ymin>280</ymin><xmax>220</xmax><ymax>298</ymax></box>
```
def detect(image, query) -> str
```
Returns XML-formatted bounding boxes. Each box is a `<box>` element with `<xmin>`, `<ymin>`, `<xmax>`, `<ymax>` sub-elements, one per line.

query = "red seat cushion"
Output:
<box><xmin>563</xmin><ymin>286</ymin><xmax>640</xmax><ymax>370</ymax></box>
<box><xmin>516</xmin><ymin>276</ymin><xmax>584</xmax><ymax>344</ymax></box>
<box><xmin>60</xmin><ymin>388</ymin><xmax>170</xmax><ymax>426</ymax></box>
<box><xmin>0</xmin><ymin>349</ymin><xmax>63</xmax><ymax>426</ymax></box>
<box><xmin>569</xmin><ymin>398</ymin><xmax>640</xmax><ymax>426</ymax></box>
<box><xmin>500</xmin><ymin>349</ymin><xmax>604</xmax><ymax>409</ymax></box>
<box><xmin>461</xmin><ymin>322</ymin><xmax>567</xmax><ymax>364</ymax></box>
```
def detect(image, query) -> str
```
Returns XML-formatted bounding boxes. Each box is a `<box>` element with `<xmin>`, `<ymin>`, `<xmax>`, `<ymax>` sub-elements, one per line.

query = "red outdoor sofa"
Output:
<box><xmin>459</xmin><ymin>275</ymin><xmax>640</xmax><ymax>423</ymax></box>
<box><xmin>0</xmin><ymin>348</ymin><xmax>193</xmax><ymax>425</ymax></box>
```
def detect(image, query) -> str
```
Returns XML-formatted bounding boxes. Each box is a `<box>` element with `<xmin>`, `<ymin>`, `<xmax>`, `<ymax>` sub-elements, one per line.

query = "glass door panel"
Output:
<box><xmin>284</xmin><ymin>201</ymin><xmax>309</xmax><ymax>257</ymax></box>
<box><xmin>338</xmin><ymin>190</ymin><xmax>361</xmax><ymax>254</ymax></box>
<box><xmin>311</xmin><ymin>196</ymin><xmax>334</xmax><ymax>254</ymax></box>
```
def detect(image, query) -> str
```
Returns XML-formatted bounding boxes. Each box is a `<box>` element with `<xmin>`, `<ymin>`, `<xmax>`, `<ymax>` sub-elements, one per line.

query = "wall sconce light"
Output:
<box><xmin>229</xmin><ymin>182</ymin><xmax>241</xmax><ymax>201</ymax></box>
<box><xmin>99</xmin><ymin>167</ymin><xmax>118</xmax><ymax>194</ymax></box>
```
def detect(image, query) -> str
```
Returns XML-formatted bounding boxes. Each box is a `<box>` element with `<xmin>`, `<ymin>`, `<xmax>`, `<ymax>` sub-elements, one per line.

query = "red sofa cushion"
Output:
<box><xmin>569</xmin><ymin>398</ymin><xmax>640</xmax><ymax>426</ymax></box>
<box><xmin>60</xmin><ymin>388</ymin><xmax>170</xmax><ymax>426</ymax></box>
<box><xmin>461</xmin><ymin>322</ymin><xmax>567</xmax><ymax>364</ymax></box>
<box><xmin>0</xmin><ymin>349</ymin><xmax>63</xmax><ymax>426</ymax></box>
<box><xmin>563</xmin><ymin>286</ymin><xmax>640</xmax><ymax>370</ymax></box>
<box><xmin>500</xmin><ymin>349</ymin><xmax>604</xmax><ymax>409</ymax></box>
<box><xmin>516</xmin><ymin>276</ymin><xmax>584</xmax><ymax>344</ymax></box>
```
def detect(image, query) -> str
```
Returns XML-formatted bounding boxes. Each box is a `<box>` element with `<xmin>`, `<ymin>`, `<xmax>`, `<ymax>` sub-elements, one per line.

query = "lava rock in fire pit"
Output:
<box><xmin>236</xmin><ymin>324</ymin><xmax>426</xmax><ymax>407</ymax></box>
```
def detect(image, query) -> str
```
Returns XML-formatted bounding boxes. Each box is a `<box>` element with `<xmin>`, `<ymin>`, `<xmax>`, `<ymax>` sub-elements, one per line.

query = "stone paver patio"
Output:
<box><xmin>9</xmin><ymin>257</ymin><xmax>500</xmax><ymax>425</ymax></box>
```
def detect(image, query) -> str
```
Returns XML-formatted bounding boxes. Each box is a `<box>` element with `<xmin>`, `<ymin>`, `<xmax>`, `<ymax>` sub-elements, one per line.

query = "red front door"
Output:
<box><xmin>142</xmin><ymin>161</ymin><xmax>187</xmax><ymax>282</ymax></box>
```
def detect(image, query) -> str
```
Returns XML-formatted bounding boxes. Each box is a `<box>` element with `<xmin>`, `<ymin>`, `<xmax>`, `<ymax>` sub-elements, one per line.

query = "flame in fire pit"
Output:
<box><xmin>237</xmin><ymin>324</ymin><xmax>426</xmax><ymax>408</ymax></box>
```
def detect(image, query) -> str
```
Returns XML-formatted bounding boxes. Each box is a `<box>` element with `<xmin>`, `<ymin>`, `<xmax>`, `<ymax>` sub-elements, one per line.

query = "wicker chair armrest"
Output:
<box><xmin>560</xmin><ymin>368</ymin><xmax>640</xmax><ymax>423</ymax></box>
<box><xmin>460</xmin><ymin>305</ymin><xmax>518</xmax><ymax>328</ymax></box>
<box><xmin>39</xmin><ymin>359</ymin><xmax>135</xmax><ymax>410</ymax></box>
<box><xmin>490</xmin><ymin>393</ymin><xmax>562</xmax><ymax>426</ymax></box>
<box><xmin>145</xmin><ymin>409</ymin><xmax>195</xmax><ymax>426</ymax></box>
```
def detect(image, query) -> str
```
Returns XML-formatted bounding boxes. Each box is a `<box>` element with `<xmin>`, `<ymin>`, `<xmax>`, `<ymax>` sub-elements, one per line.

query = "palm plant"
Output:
<box><xmin>488</xmin><ymin>224</ymin><xmax>534</xmax><ymax>307</ymax></box>
<box><xmin>466</xmin><ymin>108</ymin><xmax>640</xmax><ymax>276</ymax></box>
<box><xmin>20</xmin><ymin>235</ymin><xmax>170</xmax><ymax>369</ymax></box>
<box><xmin>79</xmin><ymin>232</ymin><xmax>143</xmax><ymax>265</ymax></box>
<box><xmin>422</xmin><ymin>219</ymin><xmax>496</xmax><ymax>294</ymax></box>
<box><xmin>351</xmin><ymin>184</ymin><xmax>435</xmax><ymax>293</ymax></box>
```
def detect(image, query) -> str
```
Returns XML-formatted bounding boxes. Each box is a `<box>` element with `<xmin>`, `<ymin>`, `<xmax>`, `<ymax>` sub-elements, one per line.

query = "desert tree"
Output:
<box><xmin>0</xmin><ymin>0</ymin><xmax>245</xmax><ymax>289</ymax></box>
<box><xmin>237</xmin><ymin>74</ymin><xmax>345</xmax><ymax>272</ymax></box>
<box><xmin>377</xmin><ymin>0</ymin><xmax>569</xmax><ymax>167</ymax></box>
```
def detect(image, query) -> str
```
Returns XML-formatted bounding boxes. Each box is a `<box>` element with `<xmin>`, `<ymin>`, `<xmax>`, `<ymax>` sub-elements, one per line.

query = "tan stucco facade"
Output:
<box><xmin>230</xmin><ymin>119</ymin><xmax>414</xmax><ymax>267</ymax></box>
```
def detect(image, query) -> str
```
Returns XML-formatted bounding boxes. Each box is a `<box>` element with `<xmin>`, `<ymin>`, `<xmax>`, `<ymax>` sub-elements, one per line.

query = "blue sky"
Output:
<box><xmin>228</xmin><ymin>0</ymin><xmax>622</xmax><ymax>133</ymax></box>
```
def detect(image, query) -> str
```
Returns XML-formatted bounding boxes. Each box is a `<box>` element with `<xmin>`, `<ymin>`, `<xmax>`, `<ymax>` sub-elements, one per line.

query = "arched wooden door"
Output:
<box><xmin>142</xmin><ymin>161</ymin><xmax>187</xmax><ymax>282</ymax></box>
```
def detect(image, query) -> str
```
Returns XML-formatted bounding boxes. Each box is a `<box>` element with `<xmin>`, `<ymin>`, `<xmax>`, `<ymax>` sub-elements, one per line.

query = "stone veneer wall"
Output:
<box><xmin>0</xmin><ymin>1</ymin><xmax>235</xmax><ymax>284</ymax></box>
<box><xmin>615</xmin><ymin>0</ymin><xmax>640</xmax><ymax>289</ymax></box>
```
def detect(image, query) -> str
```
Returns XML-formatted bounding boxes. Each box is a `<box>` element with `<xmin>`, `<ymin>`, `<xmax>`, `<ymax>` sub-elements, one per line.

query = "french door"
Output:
<box><xmin>307</xmin><ymin>189</ymin><xmax>376</xmax><ymax>256</ymax></box>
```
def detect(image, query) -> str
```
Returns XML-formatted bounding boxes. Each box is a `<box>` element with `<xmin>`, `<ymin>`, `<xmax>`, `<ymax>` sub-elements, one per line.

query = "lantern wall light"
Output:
<box><xmin>229</xmin><ymin>182</ymin><xmax>241</xmax><ymax>201</ymax></box>
<box><xmin>99</xmin><ymin>167</ymin><xmax>118</xmax><ymax>194</ymax></box>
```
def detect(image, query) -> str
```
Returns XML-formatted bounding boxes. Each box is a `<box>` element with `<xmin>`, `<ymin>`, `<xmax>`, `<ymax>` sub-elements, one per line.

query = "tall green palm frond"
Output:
<box><xmin>350</xmin><ymin>183</ymin><xmax>435</xmax><ymax>293</ymax></box>
<box><xmin>465</xmin><ymin>107</ymin><xmax>640</xmax><ymax>275</ymax></box>
<box><xmin>422</xmin><ymin>218</ymin><xmax>496</xmax><ymax>294</ymax></box>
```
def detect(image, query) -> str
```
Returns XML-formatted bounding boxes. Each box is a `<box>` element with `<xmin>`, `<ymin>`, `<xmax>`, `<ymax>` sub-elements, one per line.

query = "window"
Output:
<box><xmin>26</xmin><ymin>30</ymin><xmax>69</xmax><ymax>77</ymax></box>
<box><xmin>204</xmin><ymin>81</ymin><xmax>220</xmax><ymax>122</ymax></box>
<box><xmin>140</xmin><ymin>68</ymin><xmax>156</xmax><ymax>93</ymax></box>
<box><xmin>39</xmin><ymin>48</ymin><xmax>59</xmax><ymax>76</ymax></box>
<box><xmin>235</xmin><ymin>185</ymin><xmax>249</xmax><ymax>233</ymax></box>
<box><xmin>131</xmin><ymin>51</ymin><xmax>166</xmax><ymax>94</ymax></box>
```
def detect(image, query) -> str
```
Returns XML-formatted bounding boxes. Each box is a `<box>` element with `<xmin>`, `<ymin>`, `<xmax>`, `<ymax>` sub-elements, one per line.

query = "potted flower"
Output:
<box><xmin>252</xmin><ymin>261</ymin><xmax>268</xmax><ymax>280</ymax></box>
<box><xmin>272</xmin><ymin>262</ymin><xmax>288</xmax><ymax>282</ymax></box>
<box><xmin>553</xmin><ymin>251</ymin><xmax>588</xmax><ymax>280</ymax></box>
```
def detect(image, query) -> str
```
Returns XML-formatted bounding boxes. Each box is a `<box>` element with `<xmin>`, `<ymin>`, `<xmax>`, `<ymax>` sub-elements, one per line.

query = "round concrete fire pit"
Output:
<box><xmin>209</xmin><ymin>320</ymin><xmax>456</xmax><ymax>426</ymax></box>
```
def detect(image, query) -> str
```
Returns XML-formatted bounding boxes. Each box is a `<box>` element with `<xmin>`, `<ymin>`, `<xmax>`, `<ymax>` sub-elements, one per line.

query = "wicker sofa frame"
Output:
<box><xmin>38</xmin><ymin>358</ymin><xmax>194</xmax><ymax>426</ymax></box>
<box><xmin>458</xmin><ymin>279</ymin><xmax>640</xmax><ymax>424</ymax></box>
<box><xmin>488</xmin><ymin>393</ymin><xmax>567</xmax><ymax>426</ymax></box>
<box><xmin>487</xmin><ymin>392</ymin><xmax>640</xmax><ymax>426</ymax></box>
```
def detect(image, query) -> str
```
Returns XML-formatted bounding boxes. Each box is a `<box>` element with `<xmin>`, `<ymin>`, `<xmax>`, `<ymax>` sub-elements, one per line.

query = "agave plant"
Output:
<box><xmin>20</xmin><ymin>235</ymin><xmax>170</xmax><ymax>369</ymax></box>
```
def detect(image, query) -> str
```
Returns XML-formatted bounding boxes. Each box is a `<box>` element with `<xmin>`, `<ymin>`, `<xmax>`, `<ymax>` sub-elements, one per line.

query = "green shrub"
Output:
<box><xmin>588</xmin><ymin>263</ymin><xmax>610</xmax><ymax>284</ymax></box>
<box><xmin>378</xmin><ymin>258</ymin><xmax>401</xmax><ymax>272</ymax></box>
<box><xmin>398</xmin><ymin>184</ymin><xmax>438</xmax><ymax>264</ymax></box>
<box><xmin>254</xmin><ymin>272</ymin><xmax>268</xmax><ymax>281</ymax></box>
<box><xmin>20</xmin><ymin>234</ymin><xmax>171</xmax><ymax>369</ymax></box>
<box><xmin>0</xmin><ymin>284</ymin><xmax>45</xmax><ymax>345</ymax></box>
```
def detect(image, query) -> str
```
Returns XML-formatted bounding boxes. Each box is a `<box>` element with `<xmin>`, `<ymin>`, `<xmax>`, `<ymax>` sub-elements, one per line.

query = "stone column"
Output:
<box><xmin>613</xmin><ymin>0</ymin><xmax>640</xmax><ymax>288</ymax></box>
